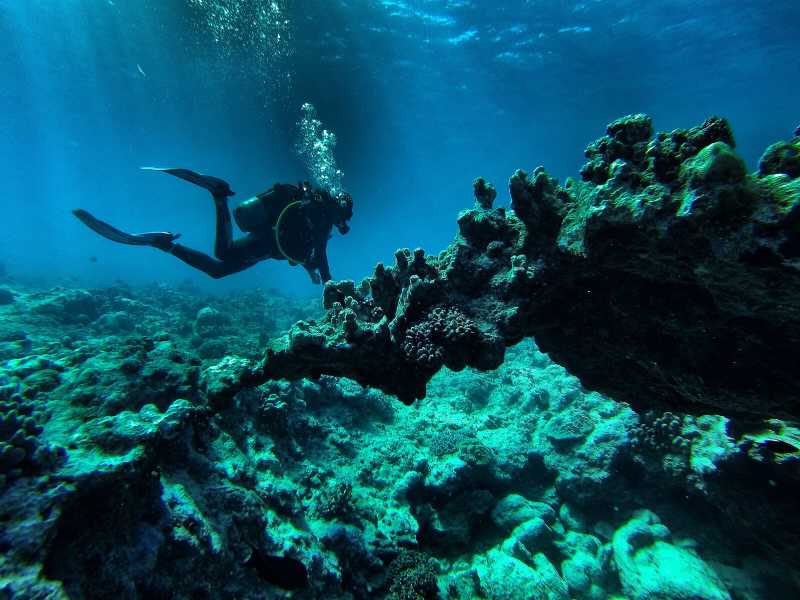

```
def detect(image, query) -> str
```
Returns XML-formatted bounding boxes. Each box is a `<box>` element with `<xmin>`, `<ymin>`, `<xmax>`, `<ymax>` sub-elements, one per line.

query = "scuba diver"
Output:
<box><xmin>73</xmin><ymin>168</ymin><xmax>353</xmax><ymax>283</ymax></box>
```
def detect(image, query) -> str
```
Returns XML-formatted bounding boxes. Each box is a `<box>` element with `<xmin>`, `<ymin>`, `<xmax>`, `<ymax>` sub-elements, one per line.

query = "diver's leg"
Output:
<box><xmin>164</xmin><ymin>243</ymin><xmax>250</xmax><ymax>279</ymax></box>
<box><xmin>213</xmin><ymin>196</ymin><xmax>235</xmax><ymax>260</ymax></box>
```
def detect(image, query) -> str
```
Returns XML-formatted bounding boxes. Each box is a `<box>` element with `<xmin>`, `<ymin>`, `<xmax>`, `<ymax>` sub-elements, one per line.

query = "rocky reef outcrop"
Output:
<box><xmin>2</xmin><ymin>116</ymin><xmax>800</xmax><ymax>599</ymax></box>
<box><xmin>212</xmin><ymin>115</ymin><xmax>800</xmax><ymax>421</ymax></box>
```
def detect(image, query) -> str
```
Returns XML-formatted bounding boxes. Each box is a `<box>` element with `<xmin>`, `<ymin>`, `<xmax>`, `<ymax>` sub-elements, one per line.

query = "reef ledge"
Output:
<box><xmin>209</xmin><ymin>114</ymin><xmax>800</xmax><ymax>420</ymax></box>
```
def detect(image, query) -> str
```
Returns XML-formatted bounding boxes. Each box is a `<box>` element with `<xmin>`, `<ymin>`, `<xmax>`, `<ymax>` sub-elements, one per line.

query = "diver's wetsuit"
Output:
<box><xmin>74</xmin><ymin>169</ymin><xmax>352</xmax><ymax>283</ymax></box>
<box><xmin>166</xmin><ymin>184</ymin><xmax>339</xmax><ymax>282</ymax></box>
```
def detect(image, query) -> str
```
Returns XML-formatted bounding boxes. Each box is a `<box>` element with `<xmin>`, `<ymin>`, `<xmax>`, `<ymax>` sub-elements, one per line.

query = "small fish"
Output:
<box><xmin>89</xmin><ymin>256</ymin><xmax>98</xmax><ymax>263</ymax></box>
<box><xmin>137</xmin><ymin>63</ymin><xmax>147</xmax><ymax>78</ymax></box>
<box><xmin>794</xmin><ymin>125</ymin><xmax>800</xmax><ymax>138</ymax></box>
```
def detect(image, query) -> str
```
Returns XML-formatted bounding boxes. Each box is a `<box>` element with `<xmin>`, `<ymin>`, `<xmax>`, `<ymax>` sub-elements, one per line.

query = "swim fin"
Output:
<box><xmin>141</xmin><ymin>166</ymin><xmax>235</xmax><ymax>197</ymax></box>
<box><xmin>73</xmin><ymin>209</ymin><xmax>181</xmax><ymax>248</ymax></box>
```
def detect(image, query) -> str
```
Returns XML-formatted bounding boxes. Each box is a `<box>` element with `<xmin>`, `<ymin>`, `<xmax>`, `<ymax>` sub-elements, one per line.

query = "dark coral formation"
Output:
<box><xmin>242</xmin><ymin>247</ymin><xmax>506</xmax><ymax>405</ymax></box>
<box><xmin>1</xmin><ymin>365</ymin><xmax>65</xmax><ymax>486</ymax></box>
<box><xmin>385</xmin><ymin>550</ymin><xmax>440</xmax><ymax>600</ymax></box>
<box><xmin>400</xmin><ymin>307</ymin><xmax>481</xmax><ymax>371</ymax></box>
<box><xmin>472</xmin><ymin>176</ymin><xmax>498</xmax><ymax>210</ymax></box>
<box><xmin>647</xmin><ymin>116</ymin><xmax>736</xmax><ymax>185</ymax></box>
<box><xmin>580</xmin><ymin>113</ymin><xmax>654</xmax><ymax>185</ymax></box>
<box><xmin>630</xmin><ymin>411</ymin><xmax>695</xmax><ymax>456</ymax></box>
<box><xmin>759</xmin><ymin>139</ymin><xmax>800</xmax><ymax>179</ymax></box>
<box><xmin>211</xmin><ymin>115</ymin><xmax>800</xmax><ymax>420</ymax></box>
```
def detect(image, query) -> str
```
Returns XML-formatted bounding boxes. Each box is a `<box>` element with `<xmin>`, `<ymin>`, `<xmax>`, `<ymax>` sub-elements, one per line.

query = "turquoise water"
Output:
<box><xmin>2</xmin><ymin>0</ymin><xmax>798</xmax><ymax>292</ymax></box>
<box><xmin>1</xmin><ymin>1</ymin><xmax>799</xmax><ymax>598</ymax></box>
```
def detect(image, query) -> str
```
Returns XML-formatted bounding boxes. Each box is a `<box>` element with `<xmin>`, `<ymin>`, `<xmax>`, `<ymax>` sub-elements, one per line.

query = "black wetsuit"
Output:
<box><xmin>168</xmin><ymin>184</ymin><xmax>339</xmax><ymax>282</ymax></box>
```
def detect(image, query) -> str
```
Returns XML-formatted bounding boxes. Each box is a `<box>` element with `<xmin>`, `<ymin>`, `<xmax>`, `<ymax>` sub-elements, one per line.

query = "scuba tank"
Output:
<box><xmin>233</xmin><ymin>184</ymin><xmax>306</xmax><ymax>233</ymax></box>
<box><xmin>232</xmin><ymin>183</ymin><xmax>312</xmax><ymax>264</ymax></box>
<box><xmin>233</xmin><ymin>191</ymin><xmax>271</xmax><ymax>233</ymax></box>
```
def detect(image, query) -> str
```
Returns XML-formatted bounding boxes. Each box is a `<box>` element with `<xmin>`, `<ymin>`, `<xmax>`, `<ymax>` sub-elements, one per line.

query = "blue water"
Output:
<box><xmin>2</xmin><ymin>0</ymin><xmax>798</xmax><ymax>294</ymax></box>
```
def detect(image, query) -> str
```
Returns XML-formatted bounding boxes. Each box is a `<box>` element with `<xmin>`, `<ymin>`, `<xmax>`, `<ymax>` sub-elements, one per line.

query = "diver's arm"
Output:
<box><xmin>300</xmin><ymin>236</ymin><xmax>330</xmax><ymax>284</ymax></box>
<box><xmin>303</xmin><ymin>264</ymin><xmax>321</xmax><ymax>284</ymax></box>
<box><xmin>315</xmin><ymin>239</ymin><xmax>332</xmax><ymax>283</ymax></box>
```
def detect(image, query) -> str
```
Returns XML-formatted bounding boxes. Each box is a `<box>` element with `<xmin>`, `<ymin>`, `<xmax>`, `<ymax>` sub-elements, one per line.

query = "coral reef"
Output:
<box><xmin>612</xmin><ymin>510</ymin><xmax>731</xmax><ymax>600</ymax></box>
<box><xmin>2</xmin><ymin>116</ymin><xmax>800</xmax><ymax>598</ymax></box>
<box><xmin>0</xmin><ymin>374</ymin><xmax>64</xmax><ymax>486</ymax></box>
<box><xmin>211</xmin><ymin>115</ymin><xmax>800</xmax><ymax>421</ymax></box>
<box><xmin>0</xmin><ymin>283</ymin><xmax>798</xmax><ymax>597</ymax></box>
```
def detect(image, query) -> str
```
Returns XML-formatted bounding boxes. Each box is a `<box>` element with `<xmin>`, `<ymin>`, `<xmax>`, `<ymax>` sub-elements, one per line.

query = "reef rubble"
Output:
<box><xmin>210</xmin><ymin>115</ymin><xmax>800</xmax><ymax>421</ymax></box>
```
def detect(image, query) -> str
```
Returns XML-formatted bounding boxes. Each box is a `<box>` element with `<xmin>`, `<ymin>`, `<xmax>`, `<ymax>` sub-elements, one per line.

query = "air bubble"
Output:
<box><xmin>295</xmin><ymin>103</ymin><xmax>345</xmax><ymax>195</ymax></box>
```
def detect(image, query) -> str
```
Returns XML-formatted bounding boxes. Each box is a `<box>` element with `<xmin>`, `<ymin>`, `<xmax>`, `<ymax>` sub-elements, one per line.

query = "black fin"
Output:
<box><xmin>73</xmin><ymin>209</ymin><xmax>180</xmax><ymax>247</ymax></box>
<box><xmin>141</xmin><ymin>167</ymin><xmax>235</xmax><ymax>197</ymax></box>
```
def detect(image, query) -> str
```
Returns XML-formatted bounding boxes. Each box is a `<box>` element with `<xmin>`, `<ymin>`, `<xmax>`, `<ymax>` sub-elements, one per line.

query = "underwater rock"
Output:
<box><xmin>490</xmin><ymin>494</ymin><xmax>555</xmax><ymax>532</ymax></box>
<box><xmin>80</xmin><ymin>399</ymin><xmax>201</xmax><ymax>453</ymax></box>
<box><xmin>1</xmin><ymin>364</ymin><xmax>332</xmax><ymax>598</ymax></box>
<box><xmin>92</xmin><ymin>310</ymin><xmax>136</xmax><ymax>334</ymax></box>
<box><xmin>417</xmin><ymin>487</ymin><xmax>495</xmax><ymax>550</ymax></box>
<box><xmin>378</xmin><ymin>505</ymin><xmax>420</xmax><ymax>548</ymax></box>
<box><xmin>612</xmin><ymin>510</ymin><xmax>731</xmax><ymax>600</ymax></box>
<box><xmin>759</xmin><ymin>139</ymin><xmax>800</xmax><ymax>179</ymax></box>
<box><xmin>203</xmin><ymin>355</ymin><xmax>258</xmax><ymax>408</ymax></box>
<box><xmin>556</xmin><ymin>531</ymin><xmax>610</xmax><ymax>600</ymax></box>
<box><xmin>0</xmin><ymin>337</ymin><xmax>32</xmax><ymax>361</ymax></box>
<box><xmin>543</xmin><ymin>408</ymin><xmax>595</xmax><ymax>449</ymax></box>
<box><xmin>532</xmin><ymin>391</ymin><xmax>636</xmax><ymax>506</ymax></box>
<box><xmin>59</xmin><ymin>335</ymin><xmax>201</xmax><ymax>414</ymax></box>
<box><xmin>196</xmin><ymin>338</ymin><xmax>229</xmax><ymax>359</ymax></box>
<box><xmin>211</xmin><ymin>115</ymin><xmax>800</xmax><ymax>421</ymax></box>
<box><xmin>501</xmin><ymin>517</ymin><xmax>554</xmax><ymax>563</ymax></box>
<box><xmin>31</xmin><ymin>288</ymin><xmax>100</xmax><ymax>324</ymax></box>
<box><xmin>680</xmin><ymin>141</ymin><xmax>747</xmax><ymax>188</ymax></box>
<box><xmin>320</xmin><ymin>524</ymin><xmax>385</xmax><ymax>595</ymax></box>
<box><xmin>472</xmin><ymin>549</ymin><xmax>568</xmax><ymax>600</ymax></box>
<box><xmin>193</xmin><ymin>305</ymin><xmax>230</xmax><ymax>338</ymax></box>
<box><xmin>0</xmin><ymin>287</ymin><xmax>14</xmax><ymax>305</ymax></box>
